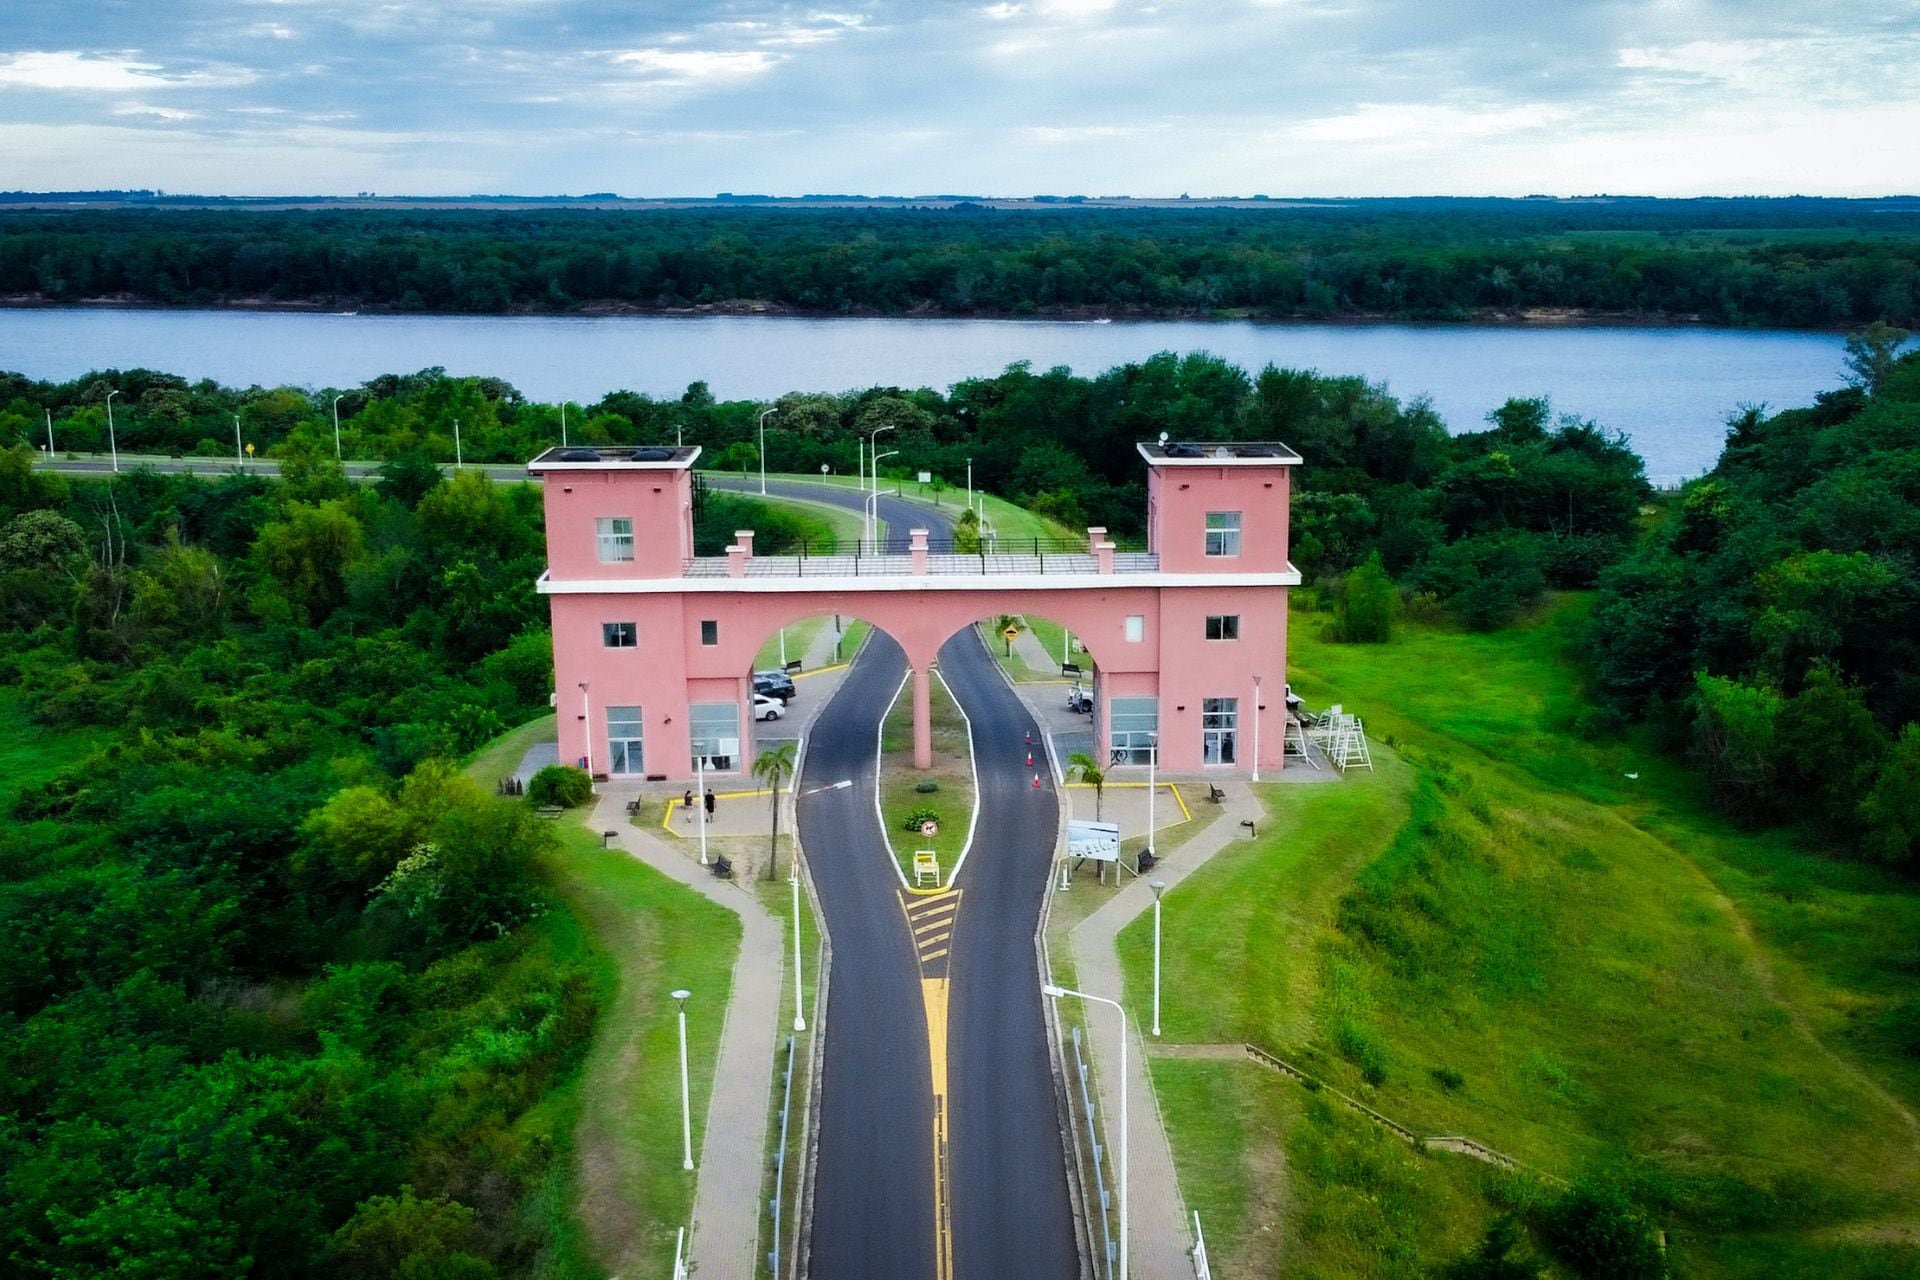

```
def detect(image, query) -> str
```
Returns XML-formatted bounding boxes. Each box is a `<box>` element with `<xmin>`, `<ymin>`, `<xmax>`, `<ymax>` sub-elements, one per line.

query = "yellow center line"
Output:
<box><xmin>922</xmin><ymin>977</ymin><xmax>954</xmax><ymax>1280</ymax></box>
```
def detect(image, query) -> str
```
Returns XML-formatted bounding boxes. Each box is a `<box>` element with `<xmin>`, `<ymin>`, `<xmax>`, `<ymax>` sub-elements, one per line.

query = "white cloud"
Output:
<box><xmin>980</xmin><ymin>3</ymin><xmax>1024</xmax><ymax>16</ymax></box>
<box><xmin>0</xmin><ymin>51</ymin><xmax>171</xmax><ymax>92</ymax></box>
<box><xmin>1291</xmin><ymin>102</ymin><xmax>1568</xmax><ymax>143</ymax></box>
<box><xmin>113</xmin><ymin>100</ymin><xmax>200</xmax><ymax>121</ymax></box>
<box><xmin>1037</xmin><ymin>0</ymin><xmax>1116</xmax><ymax>16</ymax></box>
<box><xmin>609</xmin><ymin>48</ymin><xmax>784</xmax><ymax>85</ymax></box>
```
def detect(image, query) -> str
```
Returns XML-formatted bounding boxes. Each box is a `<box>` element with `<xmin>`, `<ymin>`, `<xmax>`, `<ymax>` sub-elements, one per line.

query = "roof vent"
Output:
<box><xmin>1232</xmin><ymin>445</ymin><xmax>1276</xmax><ymax>457</ymax></box>
<box><xmin>632</xmin><ymin>447</ymin><xmax>676</xmax><ymax>462</ymax></box>
<box><xmin>556</xmin><ymin>448</ymin><xmax>601</xmax><ymax>462</ymax></box>
<box><xmin>1167</xmin><ymin>443</ymin><xmax>1204</xmax><ymax>459</ymax></box>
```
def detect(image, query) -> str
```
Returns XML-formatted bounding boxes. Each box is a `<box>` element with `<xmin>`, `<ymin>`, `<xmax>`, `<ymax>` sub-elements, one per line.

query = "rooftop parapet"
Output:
<box><xmin>527</xmin><ymin>444</ymin><xmax>702</xmax><ymax>472</ymax></box>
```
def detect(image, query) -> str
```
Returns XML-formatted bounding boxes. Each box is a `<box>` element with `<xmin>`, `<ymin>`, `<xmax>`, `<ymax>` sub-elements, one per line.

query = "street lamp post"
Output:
<box><xmin>453</xmin><ymin>417</ymin><xmax>463</xmax><ymax>470</ymax></box>
<box><xmin>234</xmin><ymin>414</ymin><xmax>243</xmax><ymax>469</ymax></box>
<box><xmin>866</xmin><ymin>424</ymin><xmax>895</xmax><ymax>534</ymax></box>
<box><xmin>1150</xmin><ymin>880</ymin><xmax>1167</xmax><ymax>1037</ymax></box>
<box><xmin>672</xmin><ymin>988</ymin><xmax>694</xmax><ymax>1170</ymax></box>
<box><xmin>579</xmin><ymin>682</ymin><xmax>592</xmax><ymax>775</ymax></box>
<box><xmin>45</xmin><ymin>407</ymin><xmax>54</xmax><ymax>455</ymax></box>
<box><xmin>105</xmin><ymin>389</ymin><xmax>120</xmax><ymax>473</ymax></box>
<box><xmin>790</xmin><ymin>843</ymin><xmax>807</xmax><ymax>1032</ymax></box>
<box><xmin>560</xmin><ymin>401</ymin><xmax>568</xmax><ymax>447</ymax></box>
<box><xmin>758</xmin><ymin>406</ymin><xmax>775</xmax><ymax>495</ymax></box>
<box><xmin>867</xmin><ymin>449</ymin><xmax>898</xmax><ymax>543</ymax></box>
<box><xmin>1146</xmin><ymin>737</ymin><xmax>1158</xmax><ymax>863</ymax></box>
<box><xmin>696</xmin><ymin>753</ymin><xmax>709</xmax><ymax>867</ymax></box>
<box><xmin>966</xmin><ymin>456</ymin><xmax>973</xmax><ymax>515</ymax></box>
<box><xmin>1251</xmin><ymin>673</ymin><xmax>1263</xmax><ymax>783</ymax></box>
<box><xmin>331</xmin><ymin>394</ymin><xmax>344</xmax><ymax>460</ymax></box>
<box><xmin>1042</xmin><ymin>984</ymin><xmax>1128</xmax><ymax>1280</ymax></box>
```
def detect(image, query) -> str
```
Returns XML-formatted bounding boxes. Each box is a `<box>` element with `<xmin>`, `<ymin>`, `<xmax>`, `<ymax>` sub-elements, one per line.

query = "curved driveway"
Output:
<box><xmin>711</xmin><ymin>476</ymin><xmax>1077</xmax><ymax>1280</ymax></box>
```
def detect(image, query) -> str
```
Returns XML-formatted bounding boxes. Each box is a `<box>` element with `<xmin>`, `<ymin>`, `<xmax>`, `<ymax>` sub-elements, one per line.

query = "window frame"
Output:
<box><xmin>1204</xmin><ymin>614</ymin><xmax>1240</xmax><ymax>641</ymax></box>
<box><xmin>1203</xmin><ymin>511</ymin><xmax>1242</xmax><ymax>558</ymax></box>
<box><xmin>596</xmin><ymin>516</ymin><xmax>635</xmax><ymax>563</ymax></box>
<box><xmin>699</xmin><ymin>619</ymin><xmax>719</xmax><ymax>647</ymax></box>
<box><xmin>1124</xmin><ymin>614</ymin><xmax>1145</xmax><ymax>643</ymax></box>
<box><xmin>602</xmin><ymin>621</ymin><xmax>638</xmax><ymax>648</ymax></box>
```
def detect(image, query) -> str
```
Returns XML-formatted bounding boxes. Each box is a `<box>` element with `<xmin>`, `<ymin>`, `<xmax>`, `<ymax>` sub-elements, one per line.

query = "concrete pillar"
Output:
<box><xmin>910</xmin><ymin>528</ymin><xmax>929</xmax><ymax>574</ymax></box>
<box><xmin>734</xmin><ymin>530</ymin><xmax>755</xmax><ymax>559</ymax></box>
<box><xmin>1095</xmin><ymin>538</ymin><xmax>1115</xmax><ymax>574</ymax></box>
<box><xmin>726</xmin><ymin>544</ymin><xmax>746</xmax><ymax>577</ymax></box>
<box><xmin>913</xmin><ymin>666</ymin><xmax>933</xmax><ymax>770</ymax></box>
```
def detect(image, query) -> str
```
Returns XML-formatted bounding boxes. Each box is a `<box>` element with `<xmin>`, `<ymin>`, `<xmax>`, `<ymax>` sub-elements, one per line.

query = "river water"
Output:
<box><xmin>0</xmin><ymin>308</ymin><xmax>1850</xmax><ymax>482</ymax></box>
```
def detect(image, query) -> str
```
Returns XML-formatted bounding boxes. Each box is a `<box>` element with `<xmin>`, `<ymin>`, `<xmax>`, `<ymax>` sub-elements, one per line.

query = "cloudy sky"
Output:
<box><xmin>3</xmin><ymin>1</ymin><xmax>1917</xmax><ymax>197</ymax></box>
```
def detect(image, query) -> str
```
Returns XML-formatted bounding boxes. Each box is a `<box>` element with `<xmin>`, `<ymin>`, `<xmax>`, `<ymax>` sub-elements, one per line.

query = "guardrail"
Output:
<box><xmin>767</xmin><ymin>1033</ymin><xmax>799</xmax><ymax>1275</ymax></box>
<box><xmin>1071</xmin><ymin>1024</ymin><xmax>1119</xmax><ymax>1280</ymax></box>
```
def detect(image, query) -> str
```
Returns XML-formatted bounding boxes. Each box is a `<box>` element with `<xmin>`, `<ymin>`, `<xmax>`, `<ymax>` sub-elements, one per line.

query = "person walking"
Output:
<box><xmin>704</xmin><ymin>789</ymin><xmax>717</xmax><ymax>821</ymax></box>
<box><xmin>683</xmin><ymin>787</ymin><xmax>695</xmax><ymax>819</ymax></box>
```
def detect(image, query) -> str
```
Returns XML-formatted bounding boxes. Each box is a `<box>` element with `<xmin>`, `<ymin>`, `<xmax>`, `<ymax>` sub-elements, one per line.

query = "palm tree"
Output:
<box><xmin>995</xmin><ymin>614</ymin><xmax>1023</xmax><ymax>658</ymax></box>
<box><xmin>752</xmin><ymin>742</ymin><xmax>798</xmax><ymax>881</ymax></box>
<box><xmin>1066</xmin><ymin>751</ymin><xmax>1106</xmax><ymax>820</ymax></box>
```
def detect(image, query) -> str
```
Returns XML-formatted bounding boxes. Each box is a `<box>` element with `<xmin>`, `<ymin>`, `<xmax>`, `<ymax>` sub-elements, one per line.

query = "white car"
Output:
<box><xmin>755</xmin><ymin>693</ymin><xmax>787</xmax><ymax>722</ymax></box>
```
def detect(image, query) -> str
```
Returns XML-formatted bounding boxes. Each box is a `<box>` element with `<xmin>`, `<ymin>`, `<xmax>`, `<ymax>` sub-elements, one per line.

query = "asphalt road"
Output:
<box><xmin>734</xmin><ymin>476</ymin><xmax>1077</xmax><ymax>1280</ymax></box>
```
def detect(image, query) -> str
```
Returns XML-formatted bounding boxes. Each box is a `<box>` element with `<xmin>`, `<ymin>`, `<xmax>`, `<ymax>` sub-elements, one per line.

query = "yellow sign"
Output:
<box><xmin>245</xmin><ymin>442</ymin><xmax>255</xmax><ymax>456</ymax></box>
<box><xmin>1002</xmin><ymin>625</ymin><xmax>1019</xmax><ymax>640</ymax></box>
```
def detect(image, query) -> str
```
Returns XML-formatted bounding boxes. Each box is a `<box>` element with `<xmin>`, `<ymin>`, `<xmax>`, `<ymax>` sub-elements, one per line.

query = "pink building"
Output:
<box><xmin>531</xmin><ymin>440</ymin><xmax>1301</xmax><ymax>780</ymax></box>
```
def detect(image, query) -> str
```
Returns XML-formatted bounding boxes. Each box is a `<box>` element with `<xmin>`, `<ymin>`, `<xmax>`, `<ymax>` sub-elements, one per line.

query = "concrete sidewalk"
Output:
<box><xmin>589</xmin><ymin>793</ymin><xmax>786</xmax><ymax>1280</ymax></box>
<box><xmin>1067</xmin><ymin>782</ymin><xmax>1267</xmax><ymax>1280</ymax></box>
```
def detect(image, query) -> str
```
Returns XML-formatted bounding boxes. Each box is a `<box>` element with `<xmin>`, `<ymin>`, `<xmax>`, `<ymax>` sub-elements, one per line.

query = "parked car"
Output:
<box><xmin>1066</xmin><ymin>684</ymin><xmax>1093</xmax><ymax>714</ymax></box>
<box><xmin>754</xmin><ymin>693</ymin><xmax>787</xmax><ymax>722</ymax></box>
<box><xmin>753</xmin><ymin>670</ymin><xmax>798</xmax><ymax>702</ymax></box>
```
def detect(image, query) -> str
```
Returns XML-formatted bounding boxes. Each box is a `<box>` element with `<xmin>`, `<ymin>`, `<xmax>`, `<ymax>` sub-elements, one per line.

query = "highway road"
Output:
<box><xmin>717</xmin><ymin>476</ymin><xmax>1079</xmax><ymax>1280</ymax></box>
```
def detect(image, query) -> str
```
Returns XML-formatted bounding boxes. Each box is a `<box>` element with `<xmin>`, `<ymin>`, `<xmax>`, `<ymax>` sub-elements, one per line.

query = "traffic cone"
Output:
<box><xmin>1032</xmin><ymin>773</ymin><xmax>1042</xmax><ymax>788</ymax></box>
<box><xmin>1026</xmin><ymin>750</ymin><xmax>1033</xmax><ymax>767</ymax></box>
<box><xmin>1025</xmin><ymin>731</ymin><xmax>1032</xmax><ymax>745</ymax></box>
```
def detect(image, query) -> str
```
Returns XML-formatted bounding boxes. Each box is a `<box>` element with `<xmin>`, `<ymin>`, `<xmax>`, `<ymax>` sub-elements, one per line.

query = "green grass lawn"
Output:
<box><xmin>750</xmin><ymin>876</ymin><xmax>821</xmax><ymax>1275</ymax></box>
<box><xmin>877</xmin><ymin>669</ymin><xmax>975</xmax><ymax>884</ymax></box>
<box><xmin>463</xmin><ymin>717</ymin><xmax>743</xmax><ymax>1278</ymax></box>
<box><xmin>1115</xmin><ymin>599</ymin><xmax>1920</xmax><ymax>1278</ymax></box>
<box><xmin>0</xmin><ymin>688</ymin><xmax>108</xmax><ymax>811</ymax></box>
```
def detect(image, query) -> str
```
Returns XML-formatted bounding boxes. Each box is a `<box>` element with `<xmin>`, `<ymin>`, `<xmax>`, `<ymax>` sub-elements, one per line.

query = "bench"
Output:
<box><xmin>625</xmin><ymin>799</ymin><xmax>643</xmax><ymax>815</ymax></box>
<box><xmin>710</xmin><ymin>856</ymin><xmax>735</xmax><ymax>880</ymax></box>
<box><xmin>1206</xmin><ymin>784</ymin><xmax>1226</xmax><ymax>804</ymax></box>
<box><xmin>913</xmin><ymin>851</ymin><xmax>940</xmax><ymax>888</ymax></box>
<box><xmin>535</xmin><ymin>806</ymin><xmax>565</xmax><ymax>820</ymax></box>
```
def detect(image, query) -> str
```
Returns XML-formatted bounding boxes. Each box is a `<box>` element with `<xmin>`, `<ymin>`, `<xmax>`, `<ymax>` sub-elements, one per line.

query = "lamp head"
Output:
<box><xmin>671</xmin><ymin>988</ymin><xmax>691</xmax><ymax>1004</ymax></box>
<box><xmin>1151</xmin><ymin>879</ymin><xmax>1167</xmax><ymax>896</ymax></box>
<box><xmin>1040</xmin><ymin>983</ymin><xmax>1066</xmax><ymax>999</ymax></box>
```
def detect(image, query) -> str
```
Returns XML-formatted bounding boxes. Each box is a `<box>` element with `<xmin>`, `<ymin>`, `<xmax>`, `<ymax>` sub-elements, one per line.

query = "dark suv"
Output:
<box><xmin>753</xmin><ymin>671</ymin><xmax>798</xmax><ymax>703</ymax></box>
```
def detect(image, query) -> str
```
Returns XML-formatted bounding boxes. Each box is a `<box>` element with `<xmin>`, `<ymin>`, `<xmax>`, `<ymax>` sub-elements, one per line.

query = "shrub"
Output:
<box><xmin>1331</xmin><ymin>552</ymin><xmax>1398</xmax><ymax>643</ymax></box>
<box><xmin>915</xmin><ymin>780</ymin><xmax>940</xmax><ymax>794</ymax></box>
<box><xmin>1430</xmin><ymin>1065</ymin><xmax>1466</xmax><ymax>1092</ymax></box>
<box><xmin>902</xmin><ymin>805</ymin><xmax>941</xmax><ymax>830</ymax></box>
<box><xmin>1539</xmin><ymin>1179</ymin><xmax>1667</xmax><ymax>1280</ymax></box>
<box><xmin>526</xmin><ymin>764</ymin><xmax>593</xmax><ymax>809</ymax></box>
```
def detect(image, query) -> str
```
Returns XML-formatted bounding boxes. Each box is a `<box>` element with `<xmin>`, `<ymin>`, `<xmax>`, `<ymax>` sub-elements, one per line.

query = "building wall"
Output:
<box><xmin>1147</xmin><ymin>464</ymin><xmax>1291</xmax><ymax>573</ymax></box>
<box><xmin>539</xmin><ymin>467</ymin><xmax>693</xmax><ymax>580</ymax></box>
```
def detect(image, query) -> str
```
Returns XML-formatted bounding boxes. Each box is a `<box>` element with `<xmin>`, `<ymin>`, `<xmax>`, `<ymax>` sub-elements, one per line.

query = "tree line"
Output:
<box><xmin>2</xmin><ymin>199</ymin><xmax>1917</xmax><ymax>326</ymax></box>
<box><xmin>1587</xmin><ymin>327</ymin><xmax>1920</xmax><ymax>870</ymax></box>
<box><xmin>2</xmin><ymin>350</ymin><xmax>1653</xmax><ymax>624</ymax></box>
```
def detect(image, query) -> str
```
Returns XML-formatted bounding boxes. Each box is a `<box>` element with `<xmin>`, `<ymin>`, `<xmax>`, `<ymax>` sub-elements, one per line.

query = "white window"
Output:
<box><xmin>1204</xmin><ymin>511</ymin><xmax>1242</xmax><ymax>557</ymax></box>
<box><xmin>607</xmin><ymin>705</ymin><xmax>643</xmax><ymax>776</ymax></box>
<box><xmin>603</xmin><ymin>621</ymin><xmax>637</xmax><ymax>648</ymax></box>
<box><xmin>1205</xmin><ymin>615</ymin><xmax>1240</xmax><ymax>641</ymax></box>
<box><xmin>1202</xmin><ymin>697</ymin><xmax>1239</xmax><ymax>765</ymax></box>
<box><xmin>690</xmin><ymin>701</ymin><xmax>741</xmax><ymax>772</ymax></box>
<box><xmin>1124</xmin><ymin>614</ymin><xmax>1145</xmax><ymax>643</ymax></box>
<box><xmin>596</xmin><ymin>517</ymin><xmax>634</xmax><ymax>563</ymax></box>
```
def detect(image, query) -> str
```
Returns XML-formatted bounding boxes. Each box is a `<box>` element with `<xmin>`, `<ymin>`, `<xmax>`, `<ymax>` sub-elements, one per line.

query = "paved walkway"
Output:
<box><xmin>1068</xmin><ymin>782</ymin><xmax>1267</xmax><ymax>1280</ymax></box>
<box><xmin>589</xmin><ymin>792</ymin><xmax>786</xmax><ymax>1280</ymax></box>
<box><xmin>1011</xmin><ymin>619</ymin><xmax>1060</xmax><ymax>678</ymax></box>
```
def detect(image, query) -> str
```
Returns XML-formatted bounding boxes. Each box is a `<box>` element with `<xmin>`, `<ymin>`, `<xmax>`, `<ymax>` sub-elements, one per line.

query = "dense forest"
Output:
<box><xmin>2</xmin><ymin>198</ymin><xmax>1918</xmax><ymax>326</ymax></box>
<box><xmin>1589</xmin><ymin>333</ymin><xmax>1920</xmax><ymax>870</ymax></box>
<box><xmin>0</xmin><ymin>455</ymin><xmax>581</xmax><ymax>1275</ymax></box>
<box><xmin>2</xmin><ymin>350</ymin><xmax>1652</xmax><ymax>625</ymax></box>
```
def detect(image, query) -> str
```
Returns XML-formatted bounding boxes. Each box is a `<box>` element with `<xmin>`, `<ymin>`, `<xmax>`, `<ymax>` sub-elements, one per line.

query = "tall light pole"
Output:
<box><xmin>1251</xmin><ymin>673</ymin><xmax>1263</xmax><ymax>783</ymax></box>
<box><xmin>453</xmin><ymin>417</ymin><xmax>463</xmax><ymax>470</ymax></box>
<box><xmin>696</xmin><ymin>753</ymin><xmax>709</xmax><ymax>867</ymax></box>
<box><xmin>1150</xmin><ymin>880</ymin><xmax>1167</xmax><ymax>1037</ymax></box>
<box><xmin>104</xmin><ymin>388</ymin><xmax>120</xmax><ymax>473</ymax></box>
<box><xmin>867</xmin><ymin>449</ymin><xmax>897</xmax><ymax>543</ymax></box>
<box><xmin>234</xmin><ymin>414</ymin><xmax>243</xmax><ymax>469</ymax></box>
<box><xmin>579</xmin><ymin>682</ymin><xmax>592</xmax><ymax>775</ymax></box>
<box><xmin>790</xmin><ymin>841</ymin><xmax>807</xmax><ymax>1032</ymax></box>
<box><xmin>1146</xmin><ymin>736</ymin><xmax>1158</xmax><ymax>864</ymax></box>
<box><xmin>331</xmin><ymin>394</ymin><xmax>344</xmax><ymax>460</ymax></box>
<box><xmin>867</xmin><ymin>423</ymin><xmax>895</xmax><ymax>506</ymax></box>
<box><xmin>560</xmin><ymin>401</ymin><xmax>568</xmax><ymax>447</ymax></box>
<box><xmin>1043</xmin><ymin>984</ymin><xmax>1128</xmax><ymax>1280</ymax></box>
<box><xmin>758</xmin><ymin>406</ymin><xmax>775</xmax><ymax>495</ymax></box>
<box><xmin>672</xmin><ymin>988</ymin><xmax>694</xmax><ymax>1170</ymax></box>
<box><xmin>45</xmin><ymin>407</ymin><xmax>54</xmax><ymax>455</ymax></box>
<box><xmin>966</xmin><ymin>456</ymin><xmax>973</xmax><ymax>515</ymax></box>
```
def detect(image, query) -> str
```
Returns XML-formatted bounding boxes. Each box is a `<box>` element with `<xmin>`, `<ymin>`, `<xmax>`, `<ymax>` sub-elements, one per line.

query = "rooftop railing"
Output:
<box><xmin>681</xmin><ymin>535</ymin><xmax>1158</xmax><ymax>578</ymax></box>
